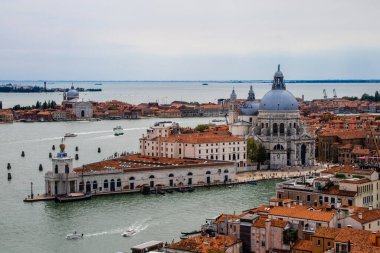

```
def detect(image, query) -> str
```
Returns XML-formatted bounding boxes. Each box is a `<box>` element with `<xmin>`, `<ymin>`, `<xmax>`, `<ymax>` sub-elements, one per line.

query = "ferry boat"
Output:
<box><xmin>64</xmin><ymin>133</ymin><xmax>77</xmax><ymax>137</ymax></box>
<box><xmin>113</xmin><ymin>126</ymin><xmax>124</xmax><ymax>136</ymax></box>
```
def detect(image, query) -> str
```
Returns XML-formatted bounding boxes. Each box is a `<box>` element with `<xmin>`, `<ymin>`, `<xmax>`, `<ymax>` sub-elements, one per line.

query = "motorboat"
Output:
<box><xmin>122</xmin><ymin>229</ymin><xmax>136</xmax><ymax>237</ymax></box>
<box><xmin>64</xmin><ymin>133</ymin><xmax>77</xmax><ymax>137</ymax></box>
<box><xmin>66</xmin><ymin>231</ymin><xmax>83</xmax><ymax>240</ymax></box>
<box><xmin>113</xmin><ymin>126</ymin><xmax>124</xmax><ymax>136</ymax></box>
<box><xmin>202</xmin><ymin>83</ymin><xmax>208</xmax><ymax>86</ymax></box>
<box><xmin>55</xmin><ymin>193</ymin><xmax>92</xmax><ymax>203</ymax></box>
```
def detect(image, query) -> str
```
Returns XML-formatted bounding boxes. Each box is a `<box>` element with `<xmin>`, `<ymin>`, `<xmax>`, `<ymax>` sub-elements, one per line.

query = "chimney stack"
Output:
<box><xmin>358</xmin><ymin>212</ymin><xmax>363</xmax><ymax>220</ymax></box>
<box><xmin>369</xmin><ymin>205</ymin><xmax>373</xmax><ymax>210</ymax></box>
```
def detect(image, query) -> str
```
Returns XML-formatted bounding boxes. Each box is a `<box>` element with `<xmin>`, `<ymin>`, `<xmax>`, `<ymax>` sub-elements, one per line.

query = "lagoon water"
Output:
<box><xmin>0</xmin><ymin>81</ymin><xmax>379</xmax><ymax>108</ymax></box>
<box><xmin>0</xmin><ymin>81</ymin><xmax>376</xmax><ymax>253</ymax></box>
<box><xmin>0</xmin><ymin>117</ymin><xmax>278</xmax><ymax>253</ymax></box>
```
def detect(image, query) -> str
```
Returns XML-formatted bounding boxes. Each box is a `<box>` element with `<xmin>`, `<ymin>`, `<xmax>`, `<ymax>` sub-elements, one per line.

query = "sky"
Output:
<box><xmin>0</xmin><ymin>0</ymin><xmax>379</xmax><ymax>80</ymax></box>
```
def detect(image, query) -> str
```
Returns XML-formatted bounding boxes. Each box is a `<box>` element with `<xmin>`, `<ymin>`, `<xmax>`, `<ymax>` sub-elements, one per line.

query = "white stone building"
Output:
<box><xmin>62</xmin><ymin>85</ymin><xmax>93</xmax><ymax>119</ymax></box>
<box><xmin>44</xmin><ymin>146</ymin><xmax>237</xmax><ymax>196</ymax></box>
<box><xmin>139</xmin><ymin>122</ymin><xmax>247</xmax><ymax>167</ymax></box>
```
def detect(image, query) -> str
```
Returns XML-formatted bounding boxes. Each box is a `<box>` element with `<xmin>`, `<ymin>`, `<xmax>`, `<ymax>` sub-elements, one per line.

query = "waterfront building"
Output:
<box><xmin>44</xmin><ymin>146</ymin><xmax>237</xmax><ymax>196</ymax></box>
<box><xmin>62</xmin><ymin>85</ymin><xmax>93</xmax><ymax>119</ymax></box>
<box><xmin>0</xmin><ymin>110</ymin><xmax>14</xmax><ymax>123</ymax></box>
<box><xmin>139</xmin><ymin>122</ymin><xmax>247</xmax><ymax>167</ymax></box>
<box><xmin>276</xmin><ymin>165</ymin><xmax>380</xmax><ymax>208</ymax></box>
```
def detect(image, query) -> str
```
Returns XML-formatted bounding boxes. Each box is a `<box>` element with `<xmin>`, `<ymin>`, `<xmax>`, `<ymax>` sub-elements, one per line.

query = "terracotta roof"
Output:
<box><xmin>214</xmin><ymin>214</ymin><xmax>239</xmax><ymax>224</ymax></box>
<box><xmin>270</xmin><ymin>219</ymin><xmax>288</xmax><ymax>228</ymax></box>
<box><xmin>158</xmin><ymin>132</ymin><xmax>243</xmax><ymax>144</ymax></box>
<box><xmin>269</xmin><ymin>198</ymin><xmax>295</xmax><ymax>204</ymax></box>
<box><xmin>268</xmin><ymin>206</ymin><xmax>336</xmax><ymax>222</ymax></box>
<box><xmin>351</xmin><ymin>209</ymin><xmax>380</xmax><ymax>224</ymax></box>
<box><xmin>334</xmin><ymin>228</ymin><xmax>372</xmax><ymax>244</ymax></box>
<box><xmin>252</xmin><ymin>218</ymin><xmax>266</xmax><ymax>228</ymax></box>
<box><xmin>74</xmin><ymin>154</ymin><xmax>233</xmax><ymax>173</ymax></box>
<box><xmin>167</xmin><ymin>235</ymin><xmax>237</xmax><ymax>253</ymax></box>
<box><xmin>351</xmin><ymin>244</ymin><xmax>380</xmax><ymax>253</ymax></box>
<box><xmin>313</xmin><ymin>227</ymin><xmax>341</xmax><ymax>239</ymax></box>
<box><xmin>292</xmin><ymin>240</ymin><xmax>313</xmax><ymax>252</ymax></box>
<box><xmin>323</xmin><ymin>185</ymin><xmax>357</xmax><ymax>197</ymax></box>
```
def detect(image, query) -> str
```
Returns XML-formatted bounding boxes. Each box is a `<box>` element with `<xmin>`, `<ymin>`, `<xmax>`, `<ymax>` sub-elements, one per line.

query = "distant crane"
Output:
<box><xmin>323</xmin><ymin>89</ymin><xmax>327</xmax><ymax>99</ymax></box>
<box><xmin>333</xmin><ymin>89</ymin><xmax>337</xmax><ymax>99</ymax></box>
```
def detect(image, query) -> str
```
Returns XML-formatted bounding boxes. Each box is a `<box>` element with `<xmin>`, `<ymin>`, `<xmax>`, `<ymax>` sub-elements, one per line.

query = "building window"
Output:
<box><xmin>93</xmin><ymin>181</ymin><xmax>98</xmax><ymax>189</ymax></box>
<box><xmin>55</xmin><ymin>165</ymin><xmax>58</xmax><ymax>173</ymax></box>
<box><xmin>117</xmin><ymin>178</ymin><xmax>121</xmax><ymax>187</ymax></box>
<box><xmin>104</xmin><ymin>179</ymin><xmax>109</xmax><ymax>188</ymax></box>
<box><xmin>317</xmin><ymin>240</ymin><xmax>321</xmax><ymax>246</ymax></box>
<box><xmin>307</xmin><ymin>195</ymin><xmax>311</xmax><ymax>201</ymax></box>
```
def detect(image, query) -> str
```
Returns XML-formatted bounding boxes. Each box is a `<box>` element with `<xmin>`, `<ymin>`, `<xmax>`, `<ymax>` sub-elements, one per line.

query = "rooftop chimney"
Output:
<box><xmin>358</xmin><ymin>212</ymin><xmax>363</xmax><ymax>220</ymax></box>
<box><xmin>347</xmin><ymin>225</ymin><xmax>352</xmax><ymax>228</ymax></box>
<box><xmin>369</xmin><ymin>205</ymin><xmax>373</xmax><ymax>210</ymax></box>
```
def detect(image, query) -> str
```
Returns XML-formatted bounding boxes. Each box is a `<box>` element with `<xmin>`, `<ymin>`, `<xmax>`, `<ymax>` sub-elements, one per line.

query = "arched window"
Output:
<box><xmin>274</xmin><ymin>144</ymin><xmax>284</xmax><ymax>150</ymax></box>
<box><xmin>273</xmin><ymin>123</ymin><xmax>278</xmax><ymax>134</ymax></box>
<box><xmin>169</xmin><ymin>173</ymin><xmax>174</xmax><ymax>177</ymax></box>
<box><xmin>117</xmin><ymin>178</ymin><xmax>121</xmax><ymax>187</ymax></box>
<box><xmin>86</xmin><ymin>181</ymin><xmax>91</xmax><ymax>192</ymax></box>
<box><xmin>280</xmin><ymin>123</ymin><xmax>285</xmax><ymax>134</ymax></box>
<box><xmin>187</xmin><ymin>172</ymin><xmax>193</xmax><ymax>176</ymax></box>
<box><xmin>149</xmin><ymin>175</ymin><xmax>155</xmax><ymax>179</ymax></box>
<box><xmin>55</xmin><ymin>164</ymin><xmax>58</xmax><ymax>173</ymax></box>
<box><xmin>206</xmin><ymin>171</ymin><xmax>211</xmax><ymax>175</ymax></box>
<box><xmin>65</xmin><ymin>164</ymin><xmax>69</xmax><ymax>174</ymax></box>
<box><xmin>129</xmin><ymin>176</ymin><xmax>135</xmax><ymax>181</ymax></box>
<box><xmin>224</xmin><ymin>169</ymin><xmax>229</xmax><ymax>173</ymax></box>
<box><xmin>104</xmin><ymin>179</ymin><xmax>109</xmax><ymax>188</ymax></box>
<box><xmin>93</xmin><ymin>181</ymin><xmax>98</xmax><ymax>189</ymax></box>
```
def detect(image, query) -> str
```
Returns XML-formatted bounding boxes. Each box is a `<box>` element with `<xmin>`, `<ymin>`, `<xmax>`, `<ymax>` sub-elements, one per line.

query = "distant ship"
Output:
<box><xmin>64</xmin><ymin>133</ymin><xmax>77</xmax><ymax>137</ymax></box>
<box><xmin>94</xmin><ymin>83</ymin><xmax>103</xmax><ymax>85</ymax></box>
<box><xmin>202</xmin><ymin>83</ymin><xmax>208</xmax><ymax>86</ymax></box>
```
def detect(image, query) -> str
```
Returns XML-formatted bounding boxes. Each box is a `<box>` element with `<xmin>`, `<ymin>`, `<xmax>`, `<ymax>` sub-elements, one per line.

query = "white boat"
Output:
<box><xmin>66</xmin><ymin>231</ymin><xmax>83</xmax><ymax>240</ymax></box>
<box><xmin>122</xmin><ymin>229</ymin><xmax>136</xmax><ymax>237</ymax></box>
<box><xmin>64</xmin><ymin>133</ymin><xmax>77</xmax><ymax>137</ymax></box>
<box><xmin>113</xmin><ymin>126</ymin><xmax>124</xmax><ymax>136</ymax></box>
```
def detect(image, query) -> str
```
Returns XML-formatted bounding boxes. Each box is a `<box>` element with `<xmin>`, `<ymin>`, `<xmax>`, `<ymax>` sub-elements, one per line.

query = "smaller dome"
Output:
<box><xmin>66</xmin><ymin>85</ymin><xmax>79</xmax><ymax>100</ymax></box>
<box><xmin>240</xmin><ymin>100</ymin><xmax>260</xmax><ymax>115</ymax></box>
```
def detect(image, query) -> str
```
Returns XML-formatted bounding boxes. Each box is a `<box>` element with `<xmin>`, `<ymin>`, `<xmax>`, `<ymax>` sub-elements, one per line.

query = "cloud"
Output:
<box><xmin>0</xmin><ymin>0</ymin><xmax>379</xmax><ymax>79</ymax></box>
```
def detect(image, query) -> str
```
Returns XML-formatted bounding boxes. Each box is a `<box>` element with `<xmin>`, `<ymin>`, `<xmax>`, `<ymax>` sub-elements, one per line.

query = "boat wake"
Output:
<box><xmin>84</xmin><ymin>222</ymin><xmax>149</xmax><ymax>238</ymax></box>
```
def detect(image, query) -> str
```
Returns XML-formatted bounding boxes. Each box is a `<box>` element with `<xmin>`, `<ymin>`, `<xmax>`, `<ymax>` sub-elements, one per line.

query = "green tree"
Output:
<box><xmin>194</xmin><ymin>124</ymin><xmax>210</xmax><ymax>132</ymax></box>
<box><xmin>35</xmin><ymin>101</ymin><xmax>41</xmax><ymax>109</ymax></box>
<box><xmin>256</xmin><ymin>144</ymin><xmax>268</xmax><ymax>169</ymax></box>
<box><xmin>247</xmin><ymin>138</ymin><xmax>258</xmax><ymax>163</ymax></box>
<box><xmin>42</xmin><ymin>101</ymin><xmax>48</xmax><ymax>109</ymax></box>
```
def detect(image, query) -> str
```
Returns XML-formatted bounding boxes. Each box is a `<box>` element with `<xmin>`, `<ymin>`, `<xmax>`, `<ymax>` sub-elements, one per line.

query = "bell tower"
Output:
<box><xmin>228</xmin><ymin>88</ymin><xmax>238</xmax><ymax>124</ymax></box>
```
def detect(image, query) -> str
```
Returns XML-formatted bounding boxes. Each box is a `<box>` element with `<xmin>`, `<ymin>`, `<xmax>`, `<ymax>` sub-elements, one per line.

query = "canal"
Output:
<box><xmin>0</xmin><ymin>117</ymin><xmax>277</xmax><ymax>253</ymax></box>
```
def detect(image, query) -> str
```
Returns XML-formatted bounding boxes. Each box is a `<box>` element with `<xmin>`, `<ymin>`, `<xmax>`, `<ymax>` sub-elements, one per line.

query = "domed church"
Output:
<box><xmin>228</xmin><ymin>65</ymin><xmax>315</xmax><ymax>169</ymax></box>
<box><xmin>62</xmin><ymin>85</ymin><xmax>93</xmax><ymax>119</ymax></box>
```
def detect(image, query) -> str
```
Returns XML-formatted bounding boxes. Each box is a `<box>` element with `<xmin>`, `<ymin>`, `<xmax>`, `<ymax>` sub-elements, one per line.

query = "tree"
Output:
<box><xmin>256</xmin><ymin>144</ymin><xmax>268</xmax><ymax>169</ymax></box>
<box><xmin>35</xmin><ymin>101</ymin><xmax>41</xmax><ymax>109</ymax></box>
<box><xmin>194</xmin><ymin>124</ymin><xmax>210</xmax><ymax>132</ymax></box>
<box><xmin>42</xmin><ymin>101</ymin><xmax>48</xmax><ymax>109</ymax></box>
<box><xmin>247</xmin><ymin>138</ymin><xmax>258</xmax><ymax>163</ymax></box>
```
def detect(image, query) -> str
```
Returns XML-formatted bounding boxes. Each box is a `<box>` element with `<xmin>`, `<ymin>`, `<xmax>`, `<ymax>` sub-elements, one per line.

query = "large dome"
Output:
<box><xmin>259</xmin><ymin>65</ymin><xmax>298</xmax><ymax>111</ymax></box>
<box><xmin>259</xmin><ymin>89</ymin><xmax>298</xmax><ymax>111</ymax></box>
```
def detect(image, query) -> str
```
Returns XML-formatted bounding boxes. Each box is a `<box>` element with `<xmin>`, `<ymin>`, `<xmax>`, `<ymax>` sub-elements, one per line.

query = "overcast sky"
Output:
<box><xmin>0</xmin><ymin>0</ymin><xmax>379</xmax><ymax>80</ymax></box>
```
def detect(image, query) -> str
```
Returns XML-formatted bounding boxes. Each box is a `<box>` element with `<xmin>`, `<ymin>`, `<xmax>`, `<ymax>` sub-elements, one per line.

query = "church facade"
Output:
<box><xmin>228</xmin><ymin>65</ymin><xmax>315</xmax><ymax>169</ymax></box>
<box><xmin>62</xmin><ymin>85</ymin><xmax>93</xmax><ymax>119</ymax></box>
